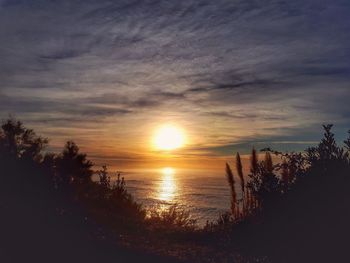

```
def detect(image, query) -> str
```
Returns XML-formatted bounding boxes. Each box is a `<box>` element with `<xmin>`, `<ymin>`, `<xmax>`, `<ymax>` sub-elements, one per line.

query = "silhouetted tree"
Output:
<box><xmin>306</xmin><ymin>124</ymin><xmax>348</xmax><ymax>175</ymax></box>
<box><xmin>0</xmin><ymin>118</ymin><xmax>48</xmax><ymax>164</ymax></box>
<box><xmin>98</xmin><ymin>165</ymin><xmax>111</xmax><ymax>189</ymax></box>
<box><xmin>56</xmin><ymin>141</ymin><xmax>93</xmax><ymax>187</ymax></box>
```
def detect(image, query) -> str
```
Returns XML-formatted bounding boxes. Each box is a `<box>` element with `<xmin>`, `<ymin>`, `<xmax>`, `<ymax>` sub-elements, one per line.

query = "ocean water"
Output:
<box><xmin>120</xmin><ymin>168</ymin><xmax>232</xmax><ymax>226</ymax></box>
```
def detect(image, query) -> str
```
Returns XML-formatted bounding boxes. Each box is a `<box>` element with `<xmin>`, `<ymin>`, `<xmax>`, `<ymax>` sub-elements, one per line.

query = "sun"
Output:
<box><xmin>153</xmin><ymin>124</ymin><xmax>185</xmax><ymax>151</ymax></box>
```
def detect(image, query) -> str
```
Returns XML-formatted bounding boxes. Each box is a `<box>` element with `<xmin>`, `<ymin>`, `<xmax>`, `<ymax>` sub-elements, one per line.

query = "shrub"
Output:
<box><xmin>146</xmin><ymin>204</ymin><xmax>197</xmax><ymax>230</ymax></box>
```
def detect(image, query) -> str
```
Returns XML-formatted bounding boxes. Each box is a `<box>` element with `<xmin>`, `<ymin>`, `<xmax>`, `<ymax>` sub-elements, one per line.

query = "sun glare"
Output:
<box><xmin>158</xmin><ymin>167</ymin><xmax>176</xmax><ymax>202</ymax></box>
<box><xmin>153</xmin><ymin>124</ymin><xmax>185</xmax><ymax>151</ymax></box>
<box><xmin>162</xmin><ymin>167</ymin><xmax>175</xmax><ymax>175</ymax></box>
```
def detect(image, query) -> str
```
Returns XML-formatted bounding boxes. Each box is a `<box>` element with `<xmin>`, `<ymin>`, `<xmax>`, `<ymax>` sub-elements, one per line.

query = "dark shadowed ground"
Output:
<box><xmin>0</xmin><ymin>175</ymin><xmax>181</xmax><ymax>263</ymax></box>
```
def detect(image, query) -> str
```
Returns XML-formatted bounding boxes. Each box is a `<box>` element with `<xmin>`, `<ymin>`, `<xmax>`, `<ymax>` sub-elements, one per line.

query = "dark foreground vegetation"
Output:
<box><xmin>1</xmin><ymin>118</ymin><xmax>350</xmax><ymax>263</ymax></box>
<box><xmin>222</xmin><ymin>124</ymin><xmax>350</xmax><ymax>262</ymax></box>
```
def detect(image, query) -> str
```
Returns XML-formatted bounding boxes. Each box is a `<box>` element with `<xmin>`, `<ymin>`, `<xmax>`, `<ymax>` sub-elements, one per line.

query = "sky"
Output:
<box><xmin>1</xmin><ymin>0</ymin><xmax>350</xmax><ymax>170</ymax></box>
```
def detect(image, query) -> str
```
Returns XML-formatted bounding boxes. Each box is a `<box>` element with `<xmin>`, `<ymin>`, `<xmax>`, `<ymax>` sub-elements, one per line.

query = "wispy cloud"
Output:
<box><xmin>1</xmin><ymin>0</ymin><xmax>350</xmax><ymax>168</ymax></box>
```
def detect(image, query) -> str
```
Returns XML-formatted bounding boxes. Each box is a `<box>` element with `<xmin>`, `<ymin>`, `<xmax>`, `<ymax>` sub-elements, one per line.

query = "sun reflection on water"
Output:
<box><xmin>158</xmin><ymin>167</ymin><xmax>177</xmax><ymax>202</ymax></box>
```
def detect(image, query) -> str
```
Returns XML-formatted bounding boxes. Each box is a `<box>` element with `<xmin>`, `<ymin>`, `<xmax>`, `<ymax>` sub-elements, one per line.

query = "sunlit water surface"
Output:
<box><xmin>118</xmin><ymin>167</ymin><xmax>231</xmax><ymax>226</ymax></box>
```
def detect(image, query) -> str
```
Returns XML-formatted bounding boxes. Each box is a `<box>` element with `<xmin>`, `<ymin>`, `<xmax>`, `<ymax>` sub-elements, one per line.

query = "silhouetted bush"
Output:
<box><xmin>0</xmin><ymin>118</ymin><xmax>48</xmax><ymax>168</ymax></box>
<box><xmin>223</xmin><ymin>124</ymin><xmax>350</xmax><ymax>262</ymax></box>
<box><xmin>0</xmin><ymin>118</ymin><xmax>145</xmax><ymax>230</ymax></box>
<box><xmin>146</xmin><ymin>204</ymin><xmax>197</xmax><ymax>230</ymax></box>
<box><xmin>55</xmin><ymin>141</ymin><xmax>93</xmax><ymax>188</ymax></box>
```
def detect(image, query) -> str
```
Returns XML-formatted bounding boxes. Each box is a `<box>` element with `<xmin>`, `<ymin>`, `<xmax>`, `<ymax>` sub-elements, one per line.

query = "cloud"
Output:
<box><xmin>0</xmin><ymin>0</ymin><xmax>350</xmax><ymax>167</ymax></box>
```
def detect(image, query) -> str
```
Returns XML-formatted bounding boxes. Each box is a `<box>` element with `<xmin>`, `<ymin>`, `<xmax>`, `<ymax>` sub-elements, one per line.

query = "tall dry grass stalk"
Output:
<box><xmin>281</xmin><ymin>160</ymin><xmax>289</xmax><ymax>184</ymax></box>
<box><xmin>264</xmin><ymin>152</ymin><xmax>273</xmax><ymax>174</ymax></box>
<box><xmin>225</xmin><ymin>149</ymin><xmax>263</xmax><ymax>221</ymax></box>
<box><xmin>236</xmin><ymin>153</ymin><xmax>245</xmax><ymax>193</ymax></box>
<box><xmin>236</xmin><ymin>152</ymin><xmax>245</xmax><ymax>213</ymax></box>
<box><xmin>226</xmin><ymin>162</ymin><xmax>239</xmax><ymax>219</ymax></box>
<box><xmin>251</xmin><ymin>148</ymin><xmax>258</xmax><ymax>176</ymax></box>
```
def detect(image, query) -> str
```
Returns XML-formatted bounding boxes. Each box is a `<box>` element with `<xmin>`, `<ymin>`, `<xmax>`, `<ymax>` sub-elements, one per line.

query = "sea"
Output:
<box><xmin>118</xmin><ymin>167</ymin><xmax>232</xmax><ymax>226</ymax></box>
